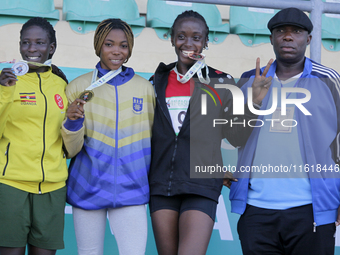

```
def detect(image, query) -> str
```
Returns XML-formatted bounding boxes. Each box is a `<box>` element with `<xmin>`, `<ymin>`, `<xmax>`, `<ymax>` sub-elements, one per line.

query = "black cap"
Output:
<box><xmin>267</xmin><ymin>7</ymin><xmax>313</xmax><ymax>33</ymax></box>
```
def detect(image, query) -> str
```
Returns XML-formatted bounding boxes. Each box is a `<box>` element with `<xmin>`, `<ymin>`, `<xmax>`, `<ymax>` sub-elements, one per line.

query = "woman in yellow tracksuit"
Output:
<box><xmin>0</xmin><ymin>17</ymin><xmax>68</xmax><ymax>255</ymax></box>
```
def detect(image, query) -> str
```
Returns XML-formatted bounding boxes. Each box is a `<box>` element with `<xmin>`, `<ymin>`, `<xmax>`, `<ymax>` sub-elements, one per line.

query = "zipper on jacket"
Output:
<box><xmin>2</xmin><ymin>143</ymin><xmax>10</xmax><ymax>176</ymax></box>
<box><xmin>337</xmin><ymin>133</ymin><xmax>340</xmax><ymax>163</ymax></box>
<box><xmin>309</xmin><ymin>177</ymin><xmax>317</xmax><ymax>233</ymax></box>
<box><xmin>113</xmin><ymin>85</ymin><xmax>119</xmax><ymax>207</ymax></box>
<box><xmin>168</xmin><ymin>136</ymin><xmax>178</xmax><ymax>196</ymax></box>
<box><xmin>38</xmin><ymin>73</ymin><xmax>47</xmax><ymax>193</ymax></box>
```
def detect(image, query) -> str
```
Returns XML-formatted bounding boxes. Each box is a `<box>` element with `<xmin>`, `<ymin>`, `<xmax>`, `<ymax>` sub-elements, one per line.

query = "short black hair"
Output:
<box><xmin>170</xmin><ymin>10</ymin><xmax>209</xmax><ymax>42</ymax></box>
<box><xmin>20</xmin><ymin>17</ymin><xmax>57</xmax><ymax>59</ymax></box>
<box><xmin>20</xmin><ymin>17</ymin><xmax>68</xmax><ymax>83</ymax></box>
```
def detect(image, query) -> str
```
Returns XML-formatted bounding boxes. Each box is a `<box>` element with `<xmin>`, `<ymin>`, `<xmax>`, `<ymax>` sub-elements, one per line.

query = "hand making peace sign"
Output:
<box><xmin>252</xmin><ymin>58</ymin><xmax>274</xmax><ymax>105</ymax></box>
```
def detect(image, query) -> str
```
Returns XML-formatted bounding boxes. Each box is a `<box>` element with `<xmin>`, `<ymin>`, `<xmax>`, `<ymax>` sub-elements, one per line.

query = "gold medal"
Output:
<box><xmin>78</xmin><ymin>90</ymin><xmax>94</xmax><ymax>102</ymax></box>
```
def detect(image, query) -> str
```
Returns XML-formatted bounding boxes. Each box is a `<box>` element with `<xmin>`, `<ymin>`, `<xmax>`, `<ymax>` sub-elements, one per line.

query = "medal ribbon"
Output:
<box><xmin>21</xmin><ymin>59</ymin><xmax>52</xmax><ymax>67</ymax></box>
<box><xmin>86</xmin><ymin>66</ymin><xmax>122</xmax><ymax>91</ymax></box>
<box><xmin>177</xmin><ymin>59</ymin><xmax>210</xmax><ymax>84</ymax></box>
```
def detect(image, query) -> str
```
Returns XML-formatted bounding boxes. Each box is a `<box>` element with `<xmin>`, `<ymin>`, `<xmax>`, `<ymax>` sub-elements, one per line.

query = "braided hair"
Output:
<box><xmin>94</xmin><ymin>19</ymin><xmax>134</xmax><ymax>63</ymax></box>
<box><xmin>170</xmin><ymin>10</ymin><xmax>210</xmax><ymax>42</ymax></box>
<box><xmin>20</xmin><ymin>17</ymin><xmax>68</xmax><ymax>83</ymax></box>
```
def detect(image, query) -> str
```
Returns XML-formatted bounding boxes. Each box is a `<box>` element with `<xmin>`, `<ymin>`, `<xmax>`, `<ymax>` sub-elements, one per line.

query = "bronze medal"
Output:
<box><xmin>78</xmin><ymin>90</ymin><xmax>94</xmax><ymax>102</ymax></box>
<box><xmin>188</xmin><ymin>53</ymin><xmax>205</xmax><ymax>61</ymax></box>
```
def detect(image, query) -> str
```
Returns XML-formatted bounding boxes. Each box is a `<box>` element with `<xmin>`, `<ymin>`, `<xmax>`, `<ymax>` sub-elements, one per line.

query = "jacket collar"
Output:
<box><xmin>95</xmin><ymin>62</ymin><xmax>135</xmax><ymax>86</ymax></box>
<box><xmin>262</xmin><ymin>57</ymin><xmax>312</xmax><ymax>78</ymax></box>
<box><xmin>153</xmin><ymin>62</ymin><xmax>176</xmax><ymax>126</ymax></box>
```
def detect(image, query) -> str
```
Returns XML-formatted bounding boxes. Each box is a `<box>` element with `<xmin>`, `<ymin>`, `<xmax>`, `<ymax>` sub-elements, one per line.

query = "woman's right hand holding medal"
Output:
<box><xmin>67</xmin><ymin>99</ymin><xmax>86</xmax><ymax>120</ymax></box>
<box><xmin>0</xmin><ymin>68</ymin><xmax>17</xmax><ymax>87</ymax></box>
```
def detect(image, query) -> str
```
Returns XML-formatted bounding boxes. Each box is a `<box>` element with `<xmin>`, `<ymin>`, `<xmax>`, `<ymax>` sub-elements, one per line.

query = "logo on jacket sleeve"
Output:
<box><xmin>54</xmin><ymin>94</ymin><xmax>64</xmax><ymax>109</ymax></box>
<box><xmin>133</xmin><ymin>97</ymin><xmax>143</xmax><ymax>114</ymax></box>
<box><xmin>20</xmin><ymin>92</ymin><xmax>36</xmax><ymax>105</ymax></box>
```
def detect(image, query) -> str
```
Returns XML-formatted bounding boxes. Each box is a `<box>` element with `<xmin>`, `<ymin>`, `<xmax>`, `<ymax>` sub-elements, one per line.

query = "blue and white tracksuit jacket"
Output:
<box><xmin>230</xmin><ymin>57</ymin><xmax>340</xmax><ymax>227</ymax></box>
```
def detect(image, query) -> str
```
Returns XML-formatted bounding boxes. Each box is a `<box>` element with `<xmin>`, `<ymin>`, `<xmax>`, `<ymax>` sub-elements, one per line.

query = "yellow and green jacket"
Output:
<box><xmin>0</xmin><ymin>68</ymin><xmax>68</xmax><ymax>194</ymax></box>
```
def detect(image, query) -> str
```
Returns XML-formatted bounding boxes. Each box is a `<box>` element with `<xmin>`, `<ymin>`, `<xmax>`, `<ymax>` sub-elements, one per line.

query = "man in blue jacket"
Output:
<box><xmin>230</xmin><ymin>7</ymin><xmax>340</xmax><ymax>255</ymax></box>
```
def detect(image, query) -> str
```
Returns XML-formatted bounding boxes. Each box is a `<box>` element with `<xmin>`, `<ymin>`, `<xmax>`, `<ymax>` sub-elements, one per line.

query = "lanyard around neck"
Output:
<box><xmin>22</xmin><ymin>59</ymin><xmax>52</xmax><ymax>67</ymax></box>
<box><xmin>86</xmin><ymin>66</ymin><xmax>122</xmax><ymax>91</ymax></box>
<box><xmin>176</xmin><ymin>60</ymin><xmax>210</xmax><ymax>84</ymax></box>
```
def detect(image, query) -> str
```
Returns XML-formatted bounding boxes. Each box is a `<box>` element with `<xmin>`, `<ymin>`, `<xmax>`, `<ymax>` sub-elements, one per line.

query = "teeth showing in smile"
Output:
<box><xmin>111</xmin><ymin>60</ymin><xmax>121</xmax><ymax>63</ymax></box>
<box><xmin>28</xmin><ymin>57</ymin><xmax>39</xmax><ymax>60</ymax></box>
<box><xmin>182</xmin><ymin>50</ymin><xmax>194</xmax><ymax>56</ymax></box>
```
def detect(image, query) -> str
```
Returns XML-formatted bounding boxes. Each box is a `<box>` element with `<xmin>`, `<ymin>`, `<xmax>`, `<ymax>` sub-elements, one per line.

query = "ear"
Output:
<box><xmin>307</xmin><ymin>34</ymin><xmax>312</xmax><ymax>45</ymax></box>
<box><xmin>270</xmin><ymin>34</ymin><xmax>273</xmax><ymax>46</ymax></box>
<box><xmin>171</xmin><ymin>36</ymin><xmax>175</xmax><ymax>47</ymax></box>
<box><xmin>49</xmin><ymin>42</ymin><xmax>56</xmax><ymax>56</ymax></box>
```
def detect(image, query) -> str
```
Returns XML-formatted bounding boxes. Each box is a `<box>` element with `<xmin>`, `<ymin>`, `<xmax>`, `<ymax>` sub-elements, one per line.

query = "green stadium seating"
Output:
<box><xmin>62</xmin><ymin>0</ymin><xmax>145</xmax><ymax>36</ymax></box>
<box><xmin>229</xmin><ymin>6</ymin><xmax>279</xmax><ymax>46</ymax></box>
<box><xmin>322</xmin><ymin>0</ymin><xmax>340</xmax><ymax>52</ymax></box>
<box><xmin>146</xmin><ymin>0</ymin><xmax>229</xmax><ymax>44</ymax></box>
<box><xmin>0</xmin><ymin>0</ymin><xmax>59</xmax><ymax>26</ymax></box>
